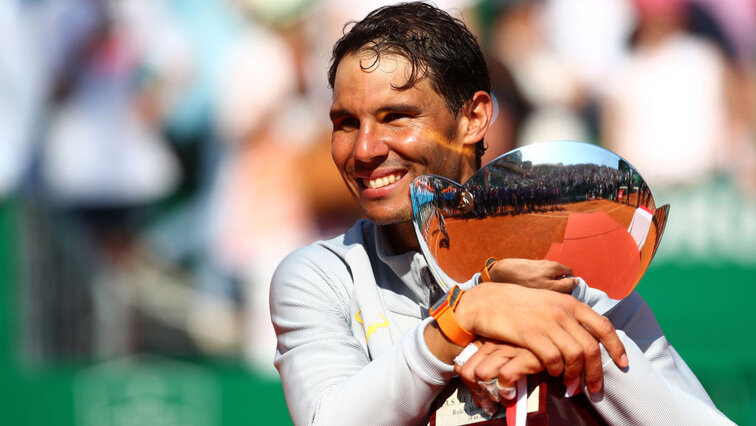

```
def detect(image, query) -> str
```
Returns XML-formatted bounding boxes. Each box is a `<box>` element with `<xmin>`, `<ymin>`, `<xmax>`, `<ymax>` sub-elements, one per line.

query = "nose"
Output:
<box><xmin>354</xmin><ymin>121</ymin><xmax>389</xmax><ymax>162</ymax></box>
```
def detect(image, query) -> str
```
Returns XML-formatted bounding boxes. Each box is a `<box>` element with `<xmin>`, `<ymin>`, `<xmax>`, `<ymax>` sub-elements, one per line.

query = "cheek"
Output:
<box><xmin>389</xmin><ymin>127</ymin><xmax>433</xmax><ymax>158</ymax></box>
<box><xmin>400</xmin><ymin>130</ymin><xmax>448</xmax><ymax>165</ymax></box>
<box><xmin>331</xmin><ymin>136</ymin><xmax>352</xmax><ymax>172</ymax></box>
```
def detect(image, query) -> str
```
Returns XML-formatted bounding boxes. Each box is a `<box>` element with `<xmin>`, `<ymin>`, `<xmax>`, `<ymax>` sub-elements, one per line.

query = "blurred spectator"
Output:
<box><xmin>207</xmin><ymin>13</ymin><xmax>316</xmax><ymax>372</ymax></box>
<box><xmin>689</xmin><ymin>0</ymin><xmax>755</xmax><ymax>66</ymax></box>
<box><xmin>6</xmin><ymin>0</ymin><xmax>753</xmax><ymax>379</ymax></box>
<box><xmin>0</xmin><ymin>0</ymin><xmax>49</xmax><ymax>200</ymax></box>
<box><xmin>488</xmin><ymin>0</ymin><xmax>591</xmax><ymax>146</ymax></box>
<box><xmin>42</xmin><ymin>0</ymin><xmax>183</xmax><ymax>208</ymax></box>
<box><xmin>0</xmin><ymin>2</ymin><xmax>753</xmax><ymax>424</ymax></box>
<box><xmin>480</xmin><ymin>58</ymin><xmax>532</xmax><ymax>164</ymax></box>
<box><xmin>135</xmin><ymin>0</ymin><xmax>248</xmax><ymax>359</ymax></box>
<box><xmin>542</xmin><ymin>0</ymin><xmax>634</xmax><ymax>95</ymax></box>
<box><xmin>685</xmin><ymin>0</ymin><xmax>755</xmax><ymax>193</ymax></box>
<box><xmin>601</xmin><ymin>0</ymin><xmax>745</xmax><ymax>189</ymax></box>
<box><xmin>19</xmin><ymin>0</ymin><xmax>191</xmax><ymax>360</ymax></box>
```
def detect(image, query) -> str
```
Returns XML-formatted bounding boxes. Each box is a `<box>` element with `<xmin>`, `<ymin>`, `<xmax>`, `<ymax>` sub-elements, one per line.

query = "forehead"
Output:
<box><xmin>331</xmin><ymin>51</ymin><xmax>444</xmax><ymax>109</ymax></box>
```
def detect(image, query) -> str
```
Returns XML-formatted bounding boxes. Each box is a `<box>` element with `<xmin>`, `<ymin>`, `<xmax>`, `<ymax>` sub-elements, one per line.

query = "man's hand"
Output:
<box><xmin>456</xmin><ymin>340</ymin><xmax>545</xmax><ymax>414</ymax></box>
<box><xmin>454</xmin><ymin>282</ymin><xmax>627</xmax><ymax>393</ymax></box>
<box><xmin>486</xmin><ymin>258</ymin><xmax>577</xmax><ymax>293</ymax></box>
<box><xmin>425</xmin><ymin>259</ymin><xmax>625</xmax><ymax>393</ymax></box>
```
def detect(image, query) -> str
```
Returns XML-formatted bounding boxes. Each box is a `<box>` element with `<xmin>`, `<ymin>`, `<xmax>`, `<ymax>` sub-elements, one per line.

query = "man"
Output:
<box><xmin>271</xmin><ymin>3</ymin><xmax>731</xmax><ymax>425</ymax></box>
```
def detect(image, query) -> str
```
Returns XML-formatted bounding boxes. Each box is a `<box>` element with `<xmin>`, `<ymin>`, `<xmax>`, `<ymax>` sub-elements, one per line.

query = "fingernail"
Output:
<box><xmin>564</xmin><ymin>377</ymin><xmax>580</xmax><ymax>398</ymax></box>
<box><xmin>620</xmin><ymin>354</ymin><xmax>628</xmax><ymax>368</ymax></box>
<box><xmin>478</xmin><ymin>379</ymin><xmax>500</xmax><ymax>402</ymax></box>
<box><xmin>496</xmin><ymin>381</ymin><xmax>516</xmax><ymax>400</ymax></box>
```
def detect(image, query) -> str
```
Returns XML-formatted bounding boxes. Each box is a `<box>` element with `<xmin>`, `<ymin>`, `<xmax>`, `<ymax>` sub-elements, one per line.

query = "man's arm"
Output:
<box><xmin>582</xmin><ymin>286</ymin><xmax>734</xmax><ymax>425</ymax></box>
<box><xmin>271</xmin><ymin>246</ymin><xmax>454</xmax><ymax>426</ymax></box>
<box><xmin>425</xmin><ymin>280</ymin><xmax>628</xmax><ymax>393</ymax></box>
<box><xmin>455</xmin><ymin>283</ymin><xmax>734</xmax><ymax>425</ymax></box>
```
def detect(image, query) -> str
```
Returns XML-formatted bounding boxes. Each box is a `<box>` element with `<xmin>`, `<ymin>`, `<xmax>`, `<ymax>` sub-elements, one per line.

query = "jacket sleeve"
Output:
<box><xmin>270</xmin><ymin>246</ymin><xmax>456</xmax><ymax>426</ymax></box>
<box><xmin>575</xmin><ymin>283</ymin><xmax>734</xmax><ymax>425</ymax></box>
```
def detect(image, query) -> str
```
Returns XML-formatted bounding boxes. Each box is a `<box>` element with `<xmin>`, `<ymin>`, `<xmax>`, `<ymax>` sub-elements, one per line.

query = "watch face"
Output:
<box><xmin>430</xmin><ymin>285</ymin><xmax>461</xmax><ymax>316</ymax></box>
<box><xmin>485</xmin><ymin>257</ymin><xmax>497</xmax><ymax>270</ymax></box>
<box><xmin>448</xmin><ymin>285</ymin><xmax>462</xmax><ymax>305</ymax></box>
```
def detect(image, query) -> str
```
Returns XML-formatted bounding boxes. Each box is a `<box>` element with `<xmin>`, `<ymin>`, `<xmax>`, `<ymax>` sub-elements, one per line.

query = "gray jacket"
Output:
<box><xmin>271</xmin><ymin>219</ymin><xmax>731</xmax><ymax>425</ymax></box>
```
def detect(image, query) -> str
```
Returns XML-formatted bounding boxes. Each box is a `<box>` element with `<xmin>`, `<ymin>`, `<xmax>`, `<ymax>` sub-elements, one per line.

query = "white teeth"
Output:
<box><xmin>364</xmin><ymin>173</ymin><xmax>403</xmax><ymax>189</ymax></box>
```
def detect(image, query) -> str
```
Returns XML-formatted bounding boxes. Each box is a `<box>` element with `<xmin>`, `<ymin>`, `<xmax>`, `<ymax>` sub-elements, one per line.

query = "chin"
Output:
<box><xmin>364</xmin><ymin>208</ymin><xmax>413</xmax><ymax>226</ymax></box>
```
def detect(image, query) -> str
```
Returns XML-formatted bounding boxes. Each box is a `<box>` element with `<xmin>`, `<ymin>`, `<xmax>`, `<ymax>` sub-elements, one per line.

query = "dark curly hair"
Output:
<box><xmin>328</xmin><ymin>2</ymin><xmax>490</xmax><ymax>167</ymax></box>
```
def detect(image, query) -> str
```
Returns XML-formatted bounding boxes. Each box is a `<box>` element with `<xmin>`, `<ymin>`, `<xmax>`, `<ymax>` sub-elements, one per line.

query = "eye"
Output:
<box><xmin>383</xmin><ymin>112</ymin><xmax>410</xmax><ymax>123</ymax></box>
<box><xmin>333</xmin><ymin>117</ymin><xmax>360</xmax><ymax>131</ymax></box>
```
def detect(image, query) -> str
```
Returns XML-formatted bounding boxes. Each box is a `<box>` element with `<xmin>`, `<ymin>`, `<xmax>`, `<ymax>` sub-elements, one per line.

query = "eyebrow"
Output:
<box><xmin>329</xmin><ymin>104</ymin><xmax>422</xmax><ymax>122</ymax></box>
<box><xmin>376</xmin><ymin>104</ymin><xmax>421</xmax><ymax>115</ymax></box>
<box><xmin>329</xmin><ymin>109</ymin><xmax>351</xmax><ymax>121</ymax></box>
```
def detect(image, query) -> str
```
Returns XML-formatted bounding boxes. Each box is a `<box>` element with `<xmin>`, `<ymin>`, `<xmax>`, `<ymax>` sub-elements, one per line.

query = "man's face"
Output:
<box><xmin>330</xmin><ymin>52</ymin><xmax>470</xmax><ymax>225</ymax></box>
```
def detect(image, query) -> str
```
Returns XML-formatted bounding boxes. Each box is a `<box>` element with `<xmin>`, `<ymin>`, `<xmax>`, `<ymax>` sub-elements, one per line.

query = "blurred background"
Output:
<box><xmin>0</xmin><ymin>0</ymin><xmax>753</xmax><ymax>424</ymax></box>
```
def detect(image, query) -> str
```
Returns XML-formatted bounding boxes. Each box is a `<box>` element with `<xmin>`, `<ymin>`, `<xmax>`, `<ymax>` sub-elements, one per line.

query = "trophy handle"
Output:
<box><xmin>650</xmin><ymin>204</ymin><xmax>670</xmax><ymax>263</ymax></box>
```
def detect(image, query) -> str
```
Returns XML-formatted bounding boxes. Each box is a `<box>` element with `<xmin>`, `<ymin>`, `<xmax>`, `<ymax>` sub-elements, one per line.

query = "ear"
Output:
<box><xmin>459</xmin><ymin>91</ymin><xmax>493</xmax><ymax>146</ymax></box>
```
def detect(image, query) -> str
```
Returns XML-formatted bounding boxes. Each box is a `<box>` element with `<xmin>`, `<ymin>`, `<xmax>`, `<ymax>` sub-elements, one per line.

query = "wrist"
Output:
<box><xmin>429</xmin><ymin>285</ymin><xmax>475</xmax><ymax>347</ymax></box>
<box><xmin>424</xmin><ymin>320</ymin><xmax>465</xmax><ymax>365</ymax></box>
<box><xmin>453</xmin><ymin>287</ymin><xmax>478</xmax><ymax>335</ymax></box>
<box><xmin>480</xmin><ymin>257</ymin><xmax>497</xmax><ymax>282</ymax></box>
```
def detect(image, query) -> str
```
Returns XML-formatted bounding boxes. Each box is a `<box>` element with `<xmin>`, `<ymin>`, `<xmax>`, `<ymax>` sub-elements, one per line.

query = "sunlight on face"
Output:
<box><xmin>330</xmin><ymin>51</ymin><xmax>474</xmax><ymax>225</ymax></box>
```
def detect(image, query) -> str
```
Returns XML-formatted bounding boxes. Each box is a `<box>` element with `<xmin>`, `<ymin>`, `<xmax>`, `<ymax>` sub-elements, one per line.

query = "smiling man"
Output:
<box><xmin>270</xmin><ymin>3</ymin><xmax>731</xmax><ymax>425</ymax></box>
<box><xmin>329</xmin><ymin>50</ymin><xmax>485</xmax><ymax>249</ymax></box>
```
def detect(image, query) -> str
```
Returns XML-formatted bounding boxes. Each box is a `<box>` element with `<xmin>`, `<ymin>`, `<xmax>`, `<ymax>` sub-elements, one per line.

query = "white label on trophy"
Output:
<box><xmin>433</xmin><ymin>379</ymin><xmax>540</xmax><ymax>426</ymax></box>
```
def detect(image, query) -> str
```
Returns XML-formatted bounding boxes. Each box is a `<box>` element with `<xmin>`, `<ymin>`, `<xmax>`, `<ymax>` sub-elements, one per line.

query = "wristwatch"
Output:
<box><xmin>479</xmin><ymin>257</ymin><xmax>497</xmax><ymax>283</ymax></box>
<box><xmin>429</xmin><ymin>285</ymin><xmax>475</xmax><ymax>346</ymax></box>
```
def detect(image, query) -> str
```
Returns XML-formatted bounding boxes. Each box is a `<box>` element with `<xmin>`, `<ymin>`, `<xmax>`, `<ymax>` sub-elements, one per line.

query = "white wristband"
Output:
<box><xmin>453</xmin><ymin>342</ymin><xmax>479</xmax><ymax>367</ymax></box>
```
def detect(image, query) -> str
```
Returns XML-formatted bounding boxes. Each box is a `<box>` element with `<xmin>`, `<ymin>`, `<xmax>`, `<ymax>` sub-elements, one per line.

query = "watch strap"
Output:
<box><xmin>479</xmin><ymin>257</ymin><xmax>497</xmax><ymax>283</ymax></box>
<box><xmin>430</xmin><ymin>286</ymin><xmax>475</xmax><ymax>346</ymax></box>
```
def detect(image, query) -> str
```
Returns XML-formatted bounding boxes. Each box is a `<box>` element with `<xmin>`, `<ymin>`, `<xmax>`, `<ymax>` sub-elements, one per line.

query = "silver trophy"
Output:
<box><xmin>411</xmin><ymin>140</ymin><xmax>670</xmax><ymax>301</ymax></box>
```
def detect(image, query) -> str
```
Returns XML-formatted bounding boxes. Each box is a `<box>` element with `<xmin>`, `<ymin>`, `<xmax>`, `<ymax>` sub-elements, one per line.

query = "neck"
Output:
<box><xmin>381</xmin><ymin>221</ymin><xmax>420</xmax><ymax>254</ymax></box>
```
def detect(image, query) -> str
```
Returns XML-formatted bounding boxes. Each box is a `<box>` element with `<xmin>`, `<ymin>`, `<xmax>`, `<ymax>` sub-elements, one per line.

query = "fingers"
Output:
<box><xmin>574</xmin><ymin>302</ymin><xmax>628</xmax><ymax>371</ymax></box>
<box><xmin>548</xmin><ymin>261</ymin><xmax>573</xmax><ymax>279</ymax></box>
<box><xmin>462</xmin><ymin>284</ymin><xmax>626</xmax><ymax>398</ymax></box>
<box><xmin>489</xmin><ymin>258</ymin><xmax>575</xmax><ymax>292</ymax></box>
<box><xmin>571</xmin><ymin>303</ymin><xmax>627</xmax><ymax>394</ymax></box>
<box><xmin>527</xmin><ymin>297</ymin><xmax>625</xmax><ymax>395</ymax></box>
<box><xmin>526</xmin><ymin>303</ymin><xmax>602</xmax><ymax>391</ymax></box>
<box><xmin>455</xmin><ymin>341</ymin><xmax>493</xmax><ymax>405</ymax></box>
<box><xmin>457</xmin><ymin>341</ymin><xmax>526</xmax><ymax>404</ymax></box>
<box><xmin>561</xmin><ymin>318</ymin><xmax>601</xmax><ymax>389</ymax></box>
<box><xmin>543</xmin><ymin>261</ymin><xmax>575</xmax><ymax>293</ymax></box>
<box><xmin>550</xmin><ymin>276</ymin><xmax>578</xmax><ymax>293</ymax></box>
<box><xmin>456</xmin><ymin>341</ymin><xmax>509</xmax><ymax>385</ymax></box>
<box><xmin>544</xmin><ymin>324</ymin><xmax>584</xmax><ymax>385</ymax></box>
<box><xmin>513</xmin><ymin>331</ymin><xmax>565</xmax><ymax>378</ymax></box>
<box><xmin>495</xmin><ymin>348</ymin><xmax>543</xmax><ymax>391</ymax></box>
<box><xmin>455</xmin><ymin>341</ymin><xmax>505</xmax><ymax>416</ymax></box>
<box><xmin>473</xmin><ymin>348</ymin><xmax>516</xmax><ymax>386</ymax></box>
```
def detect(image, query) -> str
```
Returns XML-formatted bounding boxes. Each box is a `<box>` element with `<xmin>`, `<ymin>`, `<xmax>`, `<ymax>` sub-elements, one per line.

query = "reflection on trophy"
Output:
<box><xmin>411</xmin><ymin>141</ymin><xmax>670</xmax><ymax>425</ymax></box>
<box><xmin>457</xmin><ymin>190</ymin><xmax>475</xmax><ymax>213</ymax></box>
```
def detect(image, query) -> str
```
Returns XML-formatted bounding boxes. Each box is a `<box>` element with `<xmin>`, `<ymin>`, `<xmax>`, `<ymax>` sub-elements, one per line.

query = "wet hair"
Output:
<box><xmin>328</xmin><ymin>1</ymin><xmax>490</xmax><ymax>167</ymax></box>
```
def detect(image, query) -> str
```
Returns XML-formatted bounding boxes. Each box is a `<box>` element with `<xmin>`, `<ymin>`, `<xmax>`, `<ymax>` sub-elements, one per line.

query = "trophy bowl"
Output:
<box><xmin>411</xmin><ymin>140</ymin><xmax>670</xmax><ymax>299</ymax></box>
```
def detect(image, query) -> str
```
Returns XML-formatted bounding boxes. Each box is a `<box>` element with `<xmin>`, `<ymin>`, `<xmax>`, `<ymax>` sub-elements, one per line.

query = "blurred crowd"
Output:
<box><xmin>1</xmin><ymin>0</ymin><xmax>754</xmax><ymax>374</ymax></box>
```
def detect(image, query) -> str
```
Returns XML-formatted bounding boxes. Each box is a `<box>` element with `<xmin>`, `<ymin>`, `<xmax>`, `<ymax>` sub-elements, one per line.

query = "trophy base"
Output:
<box><xmin>430</xmin><ymin>374</ymin><xmax>606</xmax><ymax>426</ymax></box>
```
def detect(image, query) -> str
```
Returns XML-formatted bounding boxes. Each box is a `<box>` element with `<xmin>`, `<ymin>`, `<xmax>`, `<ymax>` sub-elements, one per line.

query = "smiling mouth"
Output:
<box><xmin>361</xmin><ymin>172</ymin><xmax>406</xmax><ymax>189</ymax></box>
